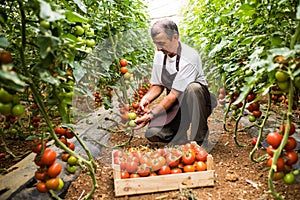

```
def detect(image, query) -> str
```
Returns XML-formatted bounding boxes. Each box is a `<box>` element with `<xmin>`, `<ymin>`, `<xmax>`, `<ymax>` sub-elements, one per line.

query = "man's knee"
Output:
<box><xmin>145</xmin><ymin>127</ymin><xmax>173</xmax><ymax>143</ymax></box>
<box><xmin>186</xmin><ymin>82</ymin><xmax>202</xmax><ymax>93</ymax></box>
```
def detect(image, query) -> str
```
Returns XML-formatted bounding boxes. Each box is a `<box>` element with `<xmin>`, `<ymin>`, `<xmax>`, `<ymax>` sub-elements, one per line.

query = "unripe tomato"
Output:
<box><xmin>283</xmin><ymin>173</ymin><xmax>295</xmax><ymax>184</ymax></box>
<box><xmin>67</xmin><ymin>156</ymin><xmax>78</xmax><ymax>166</ymax></box>
<box><xmin>55</xmin><ymin>178</ymin><xmax>64</xmax><ymax>191</ymax></box>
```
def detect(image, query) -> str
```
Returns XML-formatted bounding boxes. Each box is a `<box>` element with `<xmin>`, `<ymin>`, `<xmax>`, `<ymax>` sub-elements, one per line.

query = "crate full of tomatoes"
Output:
<box><xmin>112</xmin><ymin>142</ymin><xmax>214</xmax><ymax>196</ymax></box>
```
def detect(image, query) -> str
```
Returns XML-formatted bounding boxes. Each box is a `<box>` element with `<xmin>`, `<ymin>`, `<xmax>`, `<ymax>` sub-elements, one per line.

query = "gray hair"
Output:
<box><xmin>151</xmin><ymin>19</ymin><xmax>179</xmax><ymax>40</ymax></box>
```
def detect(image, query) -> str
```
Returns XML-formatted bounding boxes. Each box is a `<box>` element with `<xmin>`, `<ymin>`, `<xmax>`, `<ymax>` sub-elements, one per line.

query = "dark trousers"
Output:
<box><xmin>145</xmin><ymin>82</ymin><xmax>212</xmax><ymax>144</ymax></box>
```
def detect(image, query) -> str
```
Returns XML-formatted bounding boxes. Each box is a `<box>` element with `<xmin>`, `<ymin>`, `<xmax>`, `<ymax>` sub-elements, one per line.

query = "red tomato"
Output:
<box><xmin>31</xmin><ymin>139</ymin><xmax>46</xmax><ymax>154</ymax></box>
<box><xmin>132</xmin><ymin>102</ymin><xmax>139</xmax><ymax>109</ymax></box>
<box><xmin>194</xmin><ymin>161</ymin><xmax>207</xmax><ymax>171</ymax></box>
<box><xmin>59</xmin><ymin>137</ymin><xmax>67</xmax><ymax>145</ymax></box>
<box><xmin>45</xmin><ymin>177</ymin><xmax>59</xmax><ymax>190</ymax></box>
<box><xmin>36</xmin><ymin>181</ymin><xmax>48</xmax><ymax>193</ymax></box>
<box><xmin>194</xmin><ymin>147</ymin><xmax>208</xmax><ymax>162</ymax></box>
<box><xmin>166</xmin><ymin>153</ymin><xmax>180</xmax><ymax>168</ymax></box>
<box><xmin>267</xmin><ymin>157</ymin><xmax>285</xmax><ymax>172</ymax></box>
<box><xmin>170</xmin><ymin>168</ymin><xmax>182</xmax><ymax>174</ymax></box>
<box><xmin>40</xmin><ymin>149</ymin><xmax>57</xmax><ymax>166</ymax></box>
<box><xmin>183</xmin><ymin>164</ymin><xmax>196</xmax><ymax>172</ymax></box>
<box><xmin>120</xmin><ymin>59</ymin><xmax>128</xmax><ymax>67</ymax></box>
<box><xmin>35</xmin><ymin>170</ymin><xmax>47</xmax><ymax>181</ymax></box>
<box><xmin>279</xmin><ymin>123</ymin><xmax>296</xmax><ymax>136</ymax></box>
<box><xmin>137</xmin><ymin>163</ymin><xmax>151</xmax><ymax>177</ymax></box>
<box><xmin>149</xmin><ymin>172</ymin><xmax>157</xmax><ymax>176</ymax></box>
<box><xmin>121</xmin><ymin>171</ymin><xmax>129</xmax><ymax>179</ymax></box>
<box><xmin>140</xmin><ymin>155</ymin><xmax>152</xmax><ymax>166</ymax></box>
<box><xmin>54</xmin><ymin>126</ymin><xmax>66</xmax><ymax>136</ymax></box>
<box><xmin>182</xmin><ymin>150</ymin><xmax>196</xmax><ymax>165</ymax></box>
<box><xmin>151</xmin><ymin>156</ymin><xmax>166</xmax><ymax>171</ymax></box>
<box><xmin>284</xmin><ymin>137</ymin><xmax>297</xmax><ymax>151</ymax></box>
<box><xmin>125</xmin><ymin>161</ymin><xmax>138</xmax><ymax>173</ymax></box>
<box><xmin>266</xmin><ymin>132</ymin><xmax>283</xmax><ymax>148</ymax></box>
<box><xmin>61</xmin><ymin>152</ymin><xmax>70</xmax><ymax>162</ymax></box>
<box><xmin>47</xmin><ymin>162</ymin><xmax>62</xmax><ymax>178</ymax></box>
<box><xmin>129</xmin><ymin>173</ymin><xmax>140</xmax><ymax>178</ymax></box>
<box><xmin>120</xmin><ymin>67</ymin><xmax>128</xmax><ymax>74</ymax></box>
<box><xmin>34</xmin><ymin>155</ymin><xmax>43</xmax><ymax>167</ymax></box>
<box><xmin>65</xmin><ymin>129</ymin><xmax>74</xmax><ymax>139</ymax></box>
<box><xmin>67</xmin><ymin>142</ymin><xmax>75</xmax><ymax>151</ymax></box>
<box><xmin>285</xmin><ymin>151</ymin><xmax>298</xmax><ymax>165</ymax></box>
<box><xmin>251</xmin><ymin>138</ymin><xmax>258</xmax><ymax>146</ymax></box>
<box><xmin>158</xmin><ymin>165</ymin><xmax>171</xmax><ymax>175</ymax></box>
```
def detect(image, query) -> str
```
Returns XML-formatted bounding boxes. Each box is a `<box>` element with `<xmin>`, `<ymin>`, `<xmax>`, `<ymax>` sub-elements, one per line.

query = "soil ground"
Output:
<box><xmin>63</xmin><ymin>107</ymin><xmax>300</xmax><ymax>200</ymax></box>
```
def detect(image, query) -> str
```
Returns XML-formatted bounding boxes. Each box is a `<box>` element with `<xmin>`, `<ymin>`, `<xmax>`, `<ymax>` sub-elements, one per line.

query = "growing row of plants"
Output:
<box><xmin>0</xmin><ymin>0</ymin><xmax>153</xmax><ymax>199</ymax></box>
<box><xmin>181</xmin><ymin>0</ymin><xmax>300</xmax><ymax>199</ymax></box>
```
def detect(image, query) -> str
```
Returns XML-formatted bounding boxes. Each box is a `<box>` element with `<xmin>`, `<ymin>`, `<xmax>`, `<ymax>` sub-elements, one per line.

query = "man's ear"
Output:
<box><xmin>174</xmin><ymin>34</ymin><xmax>179</xmax><ymax>40</ymax></box>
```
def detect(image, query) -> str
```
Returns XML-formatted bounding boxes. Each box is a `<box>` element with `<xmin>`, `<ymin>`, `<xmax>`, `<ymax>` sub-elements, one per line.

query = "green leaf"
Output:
<box><xmin>297</xmin><ymin>5</ymin><xmax>300</xmax><ymax>20</ymax></box>
<box><xmin>208</xmin><ymin>40</ymin><xmax>230</xmax><ymax>57</ymax></box>
<box><xmin>37</xmin><ymin>35</ymin><xmax>60</xmax><ymax>59</ymax></box>
<box><xmin>72</xmin><ymin>62</ymin><xmax>86</xmax><ymax>82</ymax></box>
<box><xmin>65</xmin><ymin>11</ymin><xmax>88</xmax><ymax>23</ymax></box>
<box><xmin>39</xmin><ymin>69</ymin><xmax>60</xmax><ymax>85</ymax></box>
<box><xmin>0</xmin><ymin>70</ymin><xmax>27</xmax><ymax>92</ymax></box>
<box><xmin>73</xmin><ymin>0</ymin><xmax>87</xmax><ymax>13</ymax></box>
<box><xmin>0</xmin><ymin>37</ymin><xmax>10</xmax><ymax>48</ymax></box>
<box><xmin>38</xmin><ymin>0</ymin><xmax>65</xmax><ymax>21</ymax></box>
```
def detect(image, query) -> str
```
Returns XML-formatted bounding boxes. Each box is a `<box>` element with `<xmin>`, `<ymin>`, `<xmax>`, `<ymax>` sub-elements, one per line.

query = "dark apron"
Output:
<box><xmin>149</xmin><ymin>43</ymin><xmax>182</xmax><ymax>127</ymax></box>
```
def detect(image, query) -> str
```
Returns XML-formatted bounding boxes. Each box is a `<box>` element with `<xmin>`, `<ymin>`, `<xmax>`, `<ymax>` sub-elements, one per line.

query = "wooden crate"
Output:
<box><xmin>112</xmin><ymin>153</ymin><xmax>215</xmax><ymax>197</ymax></box>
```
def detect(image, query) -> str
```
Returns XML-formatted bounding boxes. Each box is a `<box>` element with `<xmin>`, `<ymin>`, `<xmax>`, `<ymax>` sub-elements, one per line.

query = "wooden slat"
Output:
<box><xmin>114</xmin><ymin>170</ymin><xmax>214</xmax><ymax>196</ymax></box>
<box><xmin>112</xmin><ymin>153</ymin><xmax>215</xmax><ymax>197</ymax></box>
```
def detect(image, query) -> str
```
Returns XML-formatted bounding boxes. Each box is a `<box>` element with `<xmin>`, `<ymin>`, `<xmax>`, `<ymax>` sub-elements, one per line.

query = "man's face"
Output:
<box><xmin>152</xmin><ymin>32</ymin><xmax>178</xmax><ymax>56</ymax></box>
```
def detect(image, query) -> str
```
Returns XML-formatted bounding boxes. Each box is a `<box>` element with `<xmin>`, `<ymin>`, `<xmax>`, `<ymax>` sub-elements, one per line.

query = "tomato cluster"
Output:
<box><xmin>217</xmin><ymin>88</ymin><xmax>226</xmax><ymax>106</ymax></box>
<box><xmin>113</xmin><ymin>142</ymin><xmax>209</xmax><ymax>179</ymax></box>
<box><xmin>266</xmin><ymin>123</ymin><xmax>299</xmax><ymax>184</ymax></box>
<box><xmin>31</xmin><ymin>141</ymin><xmax>64</xmax><ymax>193</ymax></box>
<box><xmin>93</xmin><ymin>87</ymin><xmax>113</xmax><ymax>108</ymax></box>
<box><xmin>0</xmin><ymin>87</ymin><xmax>25</xmax><ymax>118</ymax></box>
<box><xmin>53</xmin><ymin>126</ymin><xmax>79</xmax><ymax>174</ymax></box>
<box><xmin>118</xmin><ymin>83</ymin><xmax>150</xmax><ymax>126</ymax></box>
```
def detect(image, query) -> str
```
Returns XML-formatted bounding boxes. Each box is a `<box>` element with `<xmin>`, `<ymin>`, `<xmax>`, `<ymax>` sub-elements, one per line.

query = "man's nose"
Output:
<box><xmin>156</xmin><ymin>46</ymin><xmax>162</xmax><ymax>51</ymax></box>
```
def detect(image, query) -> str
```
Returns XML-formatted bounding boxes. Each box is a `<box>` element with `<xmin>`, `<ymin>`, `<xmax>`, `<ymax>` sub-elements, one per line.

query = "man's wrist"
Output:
<box><xmin>149</xmin><ymin>110</ymin><xmax>155</xmax><ymax>119</ymax></box>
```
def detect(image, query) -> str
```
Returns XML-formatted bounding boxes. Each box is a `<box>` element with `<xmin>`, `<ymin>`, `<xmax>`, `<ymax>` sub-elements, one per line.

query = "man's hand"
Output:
<box><xmin>133</xmin><ymin>113</ymin><xmax>153</xmax><ymax>130</ymax></box>
<box><xmin>139</xmin><ymin>97</ymin><xmax>149</xmax><ymax>111</ymax></box>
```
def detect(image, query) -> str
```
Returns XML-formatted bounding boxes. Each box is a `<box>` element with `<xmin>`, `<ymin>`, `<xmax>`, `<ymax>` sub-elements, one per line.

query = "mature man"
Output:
<box><xmin>134</xmin><ymin>19</ymin><xmax>216</xmax><ymax>145</ymax></box>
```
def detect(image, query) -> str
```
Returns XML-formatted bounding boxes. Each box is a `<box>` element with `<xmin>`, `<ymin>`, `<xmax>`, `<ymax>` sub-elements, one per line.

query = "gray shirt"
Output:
<box><xmin>150</xmin><ymin>42</ymin><xmax>208</xmax><ymax>92</ymax></box>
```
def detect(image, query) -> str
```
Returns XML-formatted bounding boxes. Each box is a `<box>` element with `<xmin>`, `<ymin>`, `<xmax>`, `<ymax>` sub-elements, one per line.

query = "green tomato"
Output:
<box><xmin>67</xmin><ymin>165</ymin><xmax>77</xmax><ymax>174</ymax></box>
<box><xmin>245</xmin><ymin>70</ymin><xmax>254</xmax><ymax>76</ymax></box>
<box><xmin>248</xmin><ymin>115</ymin><xmax>256</xmax><ymax>122</ymax></box>
<box><xmin>292</xmin><ymin>169</ymin><xmax>299</xmax><ymax>176</ymax></box>
<box><xmin>294</xmin><ymin>76</ymin><xmax>300</xmax><ymax>89</ymax></box>
<box><xmin>86</xmin><ymin>39</ymin><xmax>95</xmax><ymax>47</ymax></box>
<box><xmin>129</xmin><ymin>120</ymin><xmax>136</xmax><ymax>127</ymax></box>
<box><xmin>0</xmin><ymin>88</ymin><xmax>13</xmax><ymax>103</ymax></box>
<box><xmin>86</xmin><ymin>28</ymin><xmax>94</xmax><ymax>36</ymax></box>
<box><xmin>74</xmin><ymin>25</ymin><xmax>84</xmax><ymax>36</ymax></box>
<box><xmin>40</xmin><ymin>20</ymin><xmax>50</xmax><ymax>29</ymax></box>
<box><xmin>275</xmin><ymin>71</ymin><xmax>289</xmax><ymax>82</ymax></box>
<box><xmin>0</xmin><ymin>102</ymin><xmax>12</xmax><ymax>116</ymax></box>
<box><xmin>128</xmin><ymin>112</ymin><xmax>137</xmax><ymax>120</ymax></box>
<box><xmin>67</xmin><ymin>156</ymin><xmax>78</xmax><ymax>166</ymax></box>
<box><xmin>11</xmin><ymin>104</ymin><xmax>25</xmax><ymax>117</ymax></box>
<box><xmin>283</xmin><ymin>173</ymin><xmax>295</xmax><ymax>184</ymax></box>
<box><xmin>55</xmin><ymin>178</ymin><xmax>64</xmax><ymax>191</ymax></box>
<box><xmin>277</xmin><ymin>81</ymin><xmax>289</xmax><ymax>91</ymax></box>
